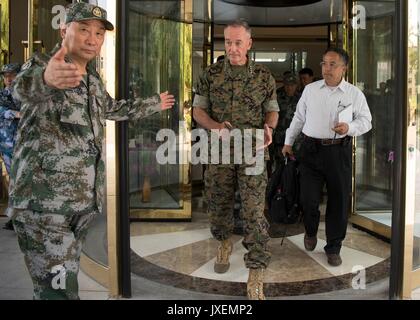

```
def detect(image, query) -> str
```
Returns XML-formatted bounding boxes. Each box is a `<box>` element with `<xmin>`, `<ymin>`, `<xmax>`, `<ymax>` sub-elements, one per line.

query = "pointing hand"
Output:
<box><xmin>43</xmin><ymin>46</ymin><xmax>83</xmax><ymax>89</ymax></box>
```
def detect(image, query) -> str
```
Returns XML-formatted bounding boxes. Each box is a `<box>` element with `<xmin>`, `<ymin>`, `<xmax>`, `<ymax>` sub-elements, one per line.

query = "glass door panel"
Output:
<box><xmin>28</xmin><ymin>0</ymin><xmax>71</xmax><ymax>59</ymax></box>
<box><xmin>352</xmin><ymin>0</ymin><xmax>397</xmax><ymax>235</ymax></box>
<box><xmin>128</xmin><ymin>0</ymin><xmax>192</xmax><ymax>219</ymax></box>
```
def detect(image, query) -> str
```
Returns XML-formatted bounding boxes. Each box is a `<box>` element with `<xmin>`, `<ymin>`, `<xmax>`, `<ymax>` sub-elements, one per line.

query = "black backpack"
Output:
<box><xmin>267</xmin><ymin>157</ymin><xmax>300</xmax><ymax>224</ymax></box>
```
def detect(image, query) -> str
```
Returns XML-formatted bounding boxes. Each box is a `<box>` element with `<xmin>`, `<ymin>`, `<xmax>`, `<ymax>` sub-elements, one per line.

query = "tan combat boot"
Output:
<box><xmin>214</xmin><ymin>239</ymin><xmax>233</xmax><ymax>273</ymax></box>
<box><xmin>247</xmin><ymin>268</ymin><xmax>265</xmax><ymax>300</ymax></box>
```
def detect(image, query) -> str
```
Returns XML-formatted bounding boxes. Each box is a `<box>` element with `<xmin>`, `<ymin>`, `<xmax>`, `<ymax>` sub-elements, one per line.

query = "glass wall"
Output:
<box><xmin>353</xmin><ymin>1</ymin><xmax>396</xmax><ymax>227</ymax></box>
<box><xmin>127</xmin><ymin>0</ymin><xmax>192</xmax><ymax>218</ymax></box>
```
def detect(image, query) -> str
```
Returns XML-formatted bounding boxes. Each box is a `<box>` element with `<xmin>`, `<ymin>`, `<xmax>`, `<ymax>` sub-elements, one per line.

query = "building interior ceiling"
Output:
<box><xmin>130</xmin><ymin>0</ymin><xmax>395</xmax><ymax>26</ymax></box>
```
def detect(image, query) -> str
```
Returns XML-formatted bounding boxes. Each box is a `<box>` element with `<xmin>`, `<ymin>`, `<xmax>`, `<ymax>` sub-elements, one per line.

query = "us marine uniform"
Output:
<box><xmin>194</xmin><ymin>57</ymin><xmax>279</xmax><ymax>271</ymax></box>
<box><xmin>10</xmin><ymin>3</ymin><xmax>169</xmax><ymax>300</ymax></box>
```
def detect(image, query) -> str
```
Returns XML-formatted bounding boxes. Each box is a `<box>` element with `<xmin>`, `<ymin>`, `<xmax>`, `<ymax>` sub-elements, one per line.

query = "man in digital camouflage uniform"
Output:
<box><xmin>193</xmin><ymin>20</ymin><xmax>279</xmax><ymax>300</ymax></box>
<box><xmin>9</xmin><ymin>3</ymin><xmax>174</xmax><ymax>300</ymax></box>
<box><xmin>271</xmin><ymin>74</ymin><xmax>302</xmax><ymax>169</ymax></box>
<box><xmin>0</xmin><ymin>63</ymin><xmax>21</xmax><ymax>230</ymax></box>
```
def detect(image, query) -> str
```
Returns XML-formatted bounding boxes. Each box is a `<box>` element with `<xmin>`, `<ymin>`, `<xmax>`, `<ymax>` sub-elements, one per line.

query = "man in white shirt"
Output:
<box><xmin>282</xmin><ymin>48</ymin><xmax>372</xmax><ymax>266</ymax></box>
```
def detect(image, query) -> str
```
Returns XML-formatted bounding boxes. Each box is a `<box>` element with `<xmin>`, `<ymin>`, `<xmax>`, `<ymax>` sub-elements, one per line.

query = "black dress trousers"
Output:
<box><xmin>299</xmin><ymin>138</ymin><xmax>352</xmax><ymax>254</ymax></box>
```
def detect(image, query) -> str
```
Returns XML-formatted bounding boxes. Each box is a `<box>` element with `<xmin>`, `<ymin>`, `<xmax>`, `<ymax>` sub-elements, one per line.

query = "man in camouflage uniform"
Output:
<box><xmin>0</xmin><ymin>63</ymin><xmax>21</xmax><ymax>230</ymax></box>
<box><xmin>193</xmin><ymin>20</ymin><xmax>279</xmax><ymax>300</ymax></box>
<box><xmin>9</xmin><ymin>3</ymin><xmax>174</xmax><ymax>300</ymax></box>
<box><xmin>0</xmin><ymin>63</ymin><xmax>21</xmax><ymax>173</ymax></box>
<box><xmin>271</xmin><ymin>74</ymin><xmax>302</xmax><ymax>170</ymax></box>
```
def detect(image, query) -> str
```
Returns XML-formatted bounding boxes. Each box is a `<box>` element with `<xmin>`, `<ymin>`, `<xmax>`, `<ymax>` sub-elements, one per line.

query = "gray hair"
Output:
<box><xmin>224</xmin><ymin>20</ymin><xmax>252</xmax><ymax>37</ymax></box>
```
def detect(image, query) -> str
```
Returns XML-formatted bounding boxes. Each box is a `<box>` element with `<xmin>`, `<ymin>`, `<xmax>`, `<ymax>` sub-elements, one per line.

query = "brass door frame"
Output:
<box><xmin>401</xmin><ymin>125</ymin><xmax>420</xmax><ymax>298</ymax></box>
<box><xmin>24</xmin><ymin>0</ymin><xmax>47</xmax><ymax>61</ymax></box>
<box><xmin>81</xmin><ymin>0</ymin><xmax>120</xmax><ymax>298</ymax></box>
<box><xmin>27</xmin><ymin>0</ymin><xmax>34</xmax><ymax>60</ymax></box>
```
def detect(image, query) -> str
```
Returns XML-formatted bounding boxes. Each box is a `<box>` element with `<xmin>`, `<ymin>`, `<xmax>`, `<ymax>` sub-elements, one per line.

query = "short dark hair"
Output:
<box><xmin>224</xmin><ymin>20</ymin><xmax>252</xmax><ymax>37</ymax></box>
<box><xmin>323</xmin><ymin>47</ymin><xmax>349</xmax><ymax>66</ymax></box>
<box><xmin>298</xmin><ymin>67</ymin><xmax>314</xmax><ymax>77</ymax></box>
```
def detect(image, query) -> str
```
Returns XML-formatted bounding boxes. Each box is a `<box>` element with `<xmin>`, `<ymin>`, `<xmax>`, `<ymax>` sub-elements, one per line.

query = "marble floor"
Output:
<box><xmin>1</xmin><ymin>214</ymin><xmax>420</xmax><ymax>300</ymax></box>
<box><xmin>130</xmin><ymin>210</ymin><xmax>391</xmax><ymax>297</ymax></box>
<box><xmin>0</xmin><ymin>217</ymin><xmax>109</xmax><ymax>300</ymax></box>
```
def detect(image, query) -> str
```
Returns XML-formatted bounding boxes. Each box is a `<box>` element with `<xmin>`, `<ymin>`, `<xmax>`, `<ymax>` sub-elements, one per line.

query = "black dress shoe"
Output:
<box><xmin>304</xmin><ymin>234</ymin><xmax>317</xmax><ymax>251</ymax></box>
<box><xmin>3</xmin><ymin>220</ymin><xmax>14</xmax><ymax>230</ymax></box>
<box><xmin>326</xmin><ymin>253</ymin><xmax>342</xmax><ymax>266</ymax></box>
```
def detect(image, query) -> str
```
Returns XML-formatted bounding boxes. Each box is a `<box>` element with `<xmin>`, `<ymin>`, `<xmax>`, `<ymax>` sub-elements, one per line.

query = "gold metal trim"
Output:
<box><xmin>130</xmin><ymin>194</ymin><xmax>191</xmax><ymax>220</ymax></box>
<box><xmin>342</xmin><ymin>0</ymin><xmax>349</xmax><ymax>55</ymax></box>
<box><xmin>402</xmin><ymin>127</ymin><xmax>417</xmax><ymax>299</ymax></box>
<box><xmin>27</xmin><ymin>0</ymin><xmax>34</xmax><ymax>60</ymax></box>
<box><xmin>402</xmin><ymin>0</ymin><xmax>418</xmax><ymax>299</ymax></box>
<box><xmin>349</xmin><ymin>214</ymin><xmax>391</xmax><ymax>239</ymax></box>
<box><xmin>412</xmin><ymin>269</ymin><xmax>420</xmax><ymax>292</ymax></box>
<box><xmin>106</xmin><ymin>120</ymin><xmax>120</xmax><ymax>298</ymax></box>
<box><xmin>80</xmin><ymin>253</ymin><xmax>109</xmax><ymax>289</ymax></box>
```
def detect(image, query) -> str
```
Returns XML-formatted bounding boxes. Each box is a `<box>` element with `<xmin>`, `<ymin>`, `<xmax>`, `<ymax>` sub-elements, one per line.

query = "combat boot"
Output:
<box><xmin>247</xmin><ymin>268</ymin><xmax>265</xmax><ymax>300</ymax></box>
<box><xmin>214</xmin><ymin>239</ymin><xmax>233</xmax><ymax>273</ymax></box>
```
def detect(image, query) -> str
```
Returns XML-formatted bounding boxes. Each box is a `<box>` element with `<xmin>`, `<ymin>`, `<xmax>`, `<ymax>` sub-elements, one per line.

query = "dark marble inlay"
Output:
<box><xmin>131</xmin><ymin>250</ymin><xmax>390</xmax><ymax>297</ymax></box>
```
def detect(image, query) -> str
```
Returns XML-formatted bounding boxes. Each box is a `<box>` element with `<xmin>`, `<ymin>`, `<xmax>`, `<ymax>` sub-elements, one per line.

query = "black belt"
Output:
<box><xmin>303</xmin><ymin>134</ymin><xmax>349</xmax><ymax>146</ymax></box>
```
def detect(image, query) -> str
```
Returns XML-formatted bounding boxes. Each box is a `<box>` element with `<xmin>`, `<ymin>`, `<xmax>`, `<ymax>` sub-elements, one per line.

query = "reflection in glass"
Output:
<box><xmin>33</xmin><ymin>0</ymin><xmax>72</xmax><ymax>53</ymax></box>
<box><xmin>354</xmin><ymin>1</ymin><xmax>396</xmax><ymax>216</ymax></box>
<box><xmin>128</xmin><ymin>1</ymin><xmax>192</xmax><ymax>212</ymax></box>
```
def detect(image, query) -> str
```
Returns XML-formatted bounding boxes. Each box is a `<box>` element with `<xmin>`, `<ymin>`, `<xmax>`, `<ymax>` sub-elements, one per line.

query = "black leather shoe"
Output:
<box><xmin>3</xmin><ymin>220</ymin><xmax>14</xmax><ymax>231</ymax></box>
<box><xmin>326</xmin><ymin>253</ymin><xmax>342</xmax><ymax>266</ymax></box>
<box><xmin>304</xmin><ymin>234</ymin><xmax>317</xmax><ymax>251</ymax></box>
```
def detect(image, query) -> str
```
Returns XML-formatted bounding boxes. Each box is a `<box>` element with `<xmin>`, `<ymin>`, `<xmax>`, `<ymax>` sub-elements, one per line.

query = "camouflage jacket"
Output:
<box><xmin>10</xmin><ymin>44</ymin><xmax>161</xmax><ymax>215</ymax></box>
<box><xmin>0</xmin><ymin>87</ymin><xmax>21</xmax><ymax>157</ymax></box>
<box><xmin>193</xmin><ymin>58</ymin><xmax>279</xmax><ymax>160</ymax></box>
<box><xmin>193</xmin><ymin>58</ymin><xmax>279</xmax><ymax>129</ymax></box>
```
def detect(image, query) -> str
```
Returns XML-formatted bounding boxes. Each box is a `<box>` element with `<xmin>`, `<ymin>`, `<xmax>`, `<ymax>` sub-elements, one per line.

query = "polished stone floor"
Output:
<box><xmin>1</xmin><ymin>213</ymin><xmax>419</xmax><ymax>300</ymax></box>
<box><xmin>129</xmin><ymin>209</ymin><xmax>391</xmax><ymax>297</ymax></box>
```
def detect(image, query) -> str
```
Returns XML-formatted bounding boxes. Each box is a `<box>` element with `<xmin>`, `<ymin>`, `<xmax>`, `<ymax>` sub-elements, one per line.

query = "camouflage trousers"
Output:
<box><xmin>13</xmin><ymin>209</ymin><xmax>98</xmax><ymax>300</ymax></box>
<box><xmin>205</xmin><ymin>163</ymin><xmax>271</xmax><ymax>269</ymax></box>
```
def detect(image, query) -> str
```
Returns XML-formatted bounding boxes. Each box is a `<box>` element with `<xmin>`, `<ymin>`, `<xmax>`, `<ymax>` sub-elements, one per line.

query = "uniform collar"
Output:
<box><xmin>223</xmin><ymin>56</ymin><xmax>255</xmax><ymax>80</ymax></box>
<box><xmin>319</xmin><ymin>78</ymin><xmax>347</xmax><ymax>92</ymax></box>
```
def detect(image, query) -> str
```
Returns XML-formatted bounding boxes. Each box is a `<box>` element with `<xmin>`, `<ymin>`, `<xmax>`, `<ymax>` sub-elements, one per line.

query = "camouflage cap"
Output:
<box><xmin>283</xmin><ymin>74</ymin><xmax>298</xmax><ymax>85</ymax></box>
<box><xmin>65</xmin><ymin>2</ymin><xmax>114</xmax><ymax>31</ymax></box>
<box><xmin>0</xmin><ymin>63</ymin><xmax>21</xmax><ymax>75</ymax></box>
